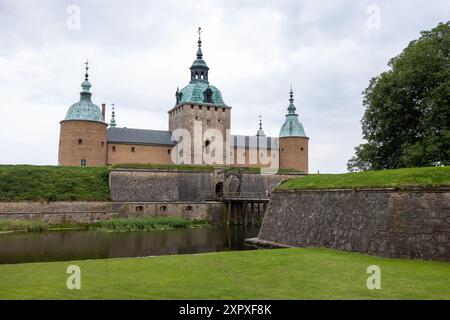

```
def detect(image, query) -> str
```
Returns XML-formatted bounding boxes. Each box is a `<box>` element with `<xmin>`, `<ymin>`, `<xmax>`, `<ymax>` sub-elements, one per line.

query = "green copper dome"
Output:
<box><xmin>175</xmin><ymin>27</ymin><xmax>228</xmax><ymax>107</ymax></box>
<box><xmin>176</xmin><ymin>82</ymin><xmax>227</xmax><ymax>106</ymax></box>
<box><xmin>279</xmin><ymin>88</ymin><xmax>307</xmax><ymax>137</ymax></box>
<box><xmin>64</xmin><ymin>63</ymin><xmax>105</xmax><ymax>123</ymax></box>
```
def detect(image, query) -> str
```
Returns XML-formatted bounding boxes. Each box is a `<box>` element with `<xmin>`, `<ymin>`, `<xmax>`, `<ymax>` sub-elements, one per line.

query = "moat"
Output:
<box><xmin>0</xmin><ymin>225</ymin><xmax>260</xmax><ymax>264</ymax></box>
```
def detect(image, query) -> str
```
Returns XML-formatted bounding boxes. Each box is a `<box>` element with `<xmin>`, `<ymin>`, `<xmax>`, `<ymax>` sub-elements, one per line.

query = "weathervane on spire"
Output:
<box><xmin>196</xmin><ymin>27</ymin><xmax>204</xmax><ymax>59</ymax></box>
<box><xmin>110</xmin><ymin>103</ymin><xmax>117</xmax><ymax>127</ymax></box>
<box><xmin>197</xmin><ymin>27</ymin><xmax>202</xmax><ymax>43</ymax></box>
<box><xmin>259</xmin><ymin>114</ymin><xmax>263</xmax><ymax>130</ymax></box>
<box><xmin>84</xmin><ymin>60</ymin><xmax>89</xmax><ymax>80</ymax></box>
<box><xmin>289</xmin><ymin>84</ymin><xmax>294</xmax><ymax>102</ymax></box>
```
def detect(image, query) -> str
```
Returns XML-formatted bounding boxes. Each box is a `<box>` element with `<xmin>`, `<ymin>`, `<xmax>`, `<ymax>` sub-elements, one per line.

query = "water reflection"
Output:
<box><xmin>0</xmin><ymin>225</ymin><xmax>259</xmax><ymax>264</ymax></box>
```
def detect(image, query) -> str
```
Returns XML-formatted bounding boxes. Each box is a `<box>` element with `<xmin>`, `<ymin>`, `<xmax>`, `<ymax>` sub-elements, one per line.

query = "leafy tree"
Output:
<box><xmin>348</xmin><ymin>22</ymin><xmax>450</xmax><ymax>172</ymax></box>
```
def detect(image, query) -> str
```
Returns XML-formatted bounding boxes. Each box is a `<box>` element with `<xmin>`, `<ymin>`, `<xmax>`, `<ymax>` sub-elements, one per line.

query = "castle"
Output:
<box><xmin>58</xmin><ymin>29</ymin><xmax>309</xmax><ymax>172</ymax></box>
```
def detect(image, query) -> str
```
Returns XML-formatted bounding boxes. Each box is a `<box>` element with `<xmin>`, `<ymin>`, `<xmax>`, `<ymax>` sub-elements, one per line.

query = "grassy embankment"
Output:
<box><xmin>111</xmin><ymin>163</ymin><xmax>215</xmax><ymax>172</ymax></box>
<box><xmin>277</xmin><ymin>166</ymin><xmax>450</xmax><ymax>190</ymax></box>
<box><xmin>0</xmin><ymin>165</ymin><xmax>111</xmax><ymax>202</ymax></box>
<box><xmin>0</xmin><ymin>248</ymin><xmax>448</xmax><ymax>299</ymax></box>
<box><xmin>111</xmin><ymin>163</ymin><xmax>304</xmax><ymax>174</ymax></box>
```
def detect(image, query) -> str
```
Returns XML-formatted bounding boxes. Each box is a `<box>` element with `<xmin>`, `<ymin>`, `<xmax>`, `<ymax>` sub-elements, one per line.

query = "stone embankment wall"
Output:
<box><xmin>0</xmin><ymin>201</ymin><xmax>223</xmax><ymax>224</ymax></box>
<box><xmin>257</xmin><ymin>188</ymin><xmax>450</xmax><ymax>261</ymax></box>
<box><xmin>109</xmin><ymin>169</ymin><xmax>298</xmax><ymax>202</ymax></box>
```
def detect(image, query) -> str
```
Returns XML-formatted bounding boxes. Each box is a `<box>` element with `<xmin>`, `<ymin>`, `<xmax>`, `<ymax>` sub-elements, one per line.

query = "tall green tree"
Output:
<box><xmin>348</xmin><ymin>22</ymin><xmax>450</xmax><ymax>171</ymax></box>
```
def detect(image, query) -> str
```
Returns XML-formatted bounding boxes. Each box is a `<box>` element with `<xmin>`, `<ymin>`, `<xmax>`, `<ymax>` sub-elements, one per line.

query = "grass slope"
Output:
<box><xmin>111</xmin><ymin>163</ymin><xmax>303</xmax><ymax>174</ymax></box>
<box><xmin>0</xmin><ymin>248</ymin><xmax>448</xmax><ymax>300</ymax></box>
<box><xmin>0</xmin><ymin>165</ymin><xmax>110</xmax><ymax>201</ymax></box>
<box><xmin>277</xmin><ymin>166</ymin><xmax>450</xmax><ymax>190</ymax></box>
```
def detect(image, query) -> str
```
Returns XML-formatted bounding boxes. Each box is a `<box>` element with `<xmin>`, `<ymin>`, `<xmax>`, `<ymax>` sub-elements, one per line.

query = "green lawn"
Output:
<box><xmin>277</xmin><ymin>166</ymin><xmax>450</xmax><ymax>190</ymax></box>
<box><xmin>0</xmin><ymin>248</ymin><xmax>448</xmax><ymax>299</ymax></box>
<box><xmin>0</xmin><ymin>165</ymin><xmax>110</xmax><ymax>201</ymax></box>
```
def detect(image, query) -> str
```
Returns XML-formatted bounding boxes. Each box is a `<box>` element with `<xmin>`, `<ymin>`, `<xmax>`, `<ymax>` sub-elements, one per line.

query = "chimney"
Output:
<box><xmin>101</xmin><ymin>103</ymin><xmax>106</xmax><ymax>120</ymax></box>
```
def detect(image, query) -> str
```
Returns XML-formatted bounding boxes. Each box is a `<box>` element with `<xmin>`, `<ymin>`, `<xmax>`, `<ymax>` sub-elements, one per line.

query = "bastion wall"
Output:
<box><xmin>256</xmin><ymin>188</ymin><xmax>450</xmax><ymax>261</ymax></box>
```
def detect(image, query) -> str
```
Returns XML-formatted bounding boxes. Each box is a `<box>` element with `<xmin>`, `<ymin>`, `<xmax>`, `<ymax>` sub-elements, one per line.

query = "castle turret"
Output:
<box><xmin>279</xmin><ymin>87</ymin><xmax>309</xmax><ymax>173</ymax></box>
<box><xmin>168</xmin><ymin>27</ymin><xmax>231</xmax><ymax>165</ymax></box>
<box><xmin>58</xmin><ymin>61</ymin><xmax>108</xmax><ymax>166</ymax></box>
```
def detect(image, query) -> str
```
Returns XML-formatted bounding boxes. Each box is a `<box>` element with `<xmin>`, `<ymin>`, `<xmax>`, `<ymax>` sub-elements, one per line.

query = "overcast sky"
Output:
<box><xmin>0</xmin><ymin>0</ymin><xmax>448</xmax><ymax>172</ymax></box>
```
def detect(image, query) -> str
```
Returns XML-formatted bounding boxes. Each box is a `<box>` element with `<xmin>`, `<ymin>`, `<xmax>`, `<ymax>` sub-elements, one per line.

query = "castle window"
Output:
<box><xmin>207</xmin><ymin>120</ymin><xmax>211</xmax><ymax>126</ymax></box>
<box><xmin>301</xmin><ymin>147</ymin><xmax>304</xmax><ymax>151</ymax></box>
<box><xmin>215</xmin><ymin>107</ymin><xmax>218</xmax><ymax>111</ymax></box>
<box><xmin>199</xmin><ymin>106</ymin><xmax>202</xmax><ymax>110</ymax></box>
<box><xmin>80</xmin><ymin>159</ymin><xmax>87</xmax><ymax>167</ymax></box>
<box><xmin>218</xmin><ymin>119</ymin><xmax>221</xmax><ymax>123</ymax></box>
<box><xmin>195</xmin><ymin>116</ymin><xmax>199</xmax><ymax>120</ymax></box>
<box><xmin>112</xmin><ymin>146</ymin><xmax>116</xmax><ymax>152</ymax></box>
<box><xmin>78</xmin><ymin>139</ymin><xmax>83</xmax><ymax>145</ymax></box>
<box><xmin>222</xmin><ymin>108</ymin><xmax>226</xmax><ymax>112</ymax></box>
<box><xmin>207</xmin><ymin>106</ymin><xmax>210</xmax><ymax>111</ymax></box>
<box><xmin>205</xmin><ymin>139</ymin><xmax>211</xmax><ymax>154</ymax></box>
<box><xmin>185</xmin><ymin>205</ymin><xmax>193</xmax><ymax>211</ymax></box>
<box><xmin>101</xmin><ymin>141</ymin><xmax>104</xmax><ymax>147</ymax></box>
<box><xmin>191</xmin><ymin>105</ymin><xmax>194</xmax><ymax>109</ymax></box>
<box><xmin>160</xmin><ymin>205</ymin><xmax>167</xmax><ymax>212</ymax></box>
<box><xmin>131</xmin><ymin>147</ymin><xmax>135</xmax><ymax>153</ymax></box>
<box><xmin>135</xmin><ymin>206</ymin><xmax>143</xmax><ymax>212</ymax></box>
<box><xmin>168</xmin><ymin>149</ymin><xmax>171</xmax><ymax>154</ymax></box>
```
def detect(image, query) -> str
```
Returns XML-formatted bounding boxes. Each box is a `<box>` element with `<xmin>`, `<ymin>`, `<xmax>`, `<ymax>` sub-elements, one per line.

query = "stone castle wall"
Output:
<box><xmin>106</xmin><ymin>143</ymin><xmax>173</xmax><ymax>165</ymax></box>
<box><xmin>58</xmin><ymin>120</ymin><xmax>108</xmax><ymax>166</ymax></box>
<box><xmin>257</xmin><ymin>188</ymin><xmax>450</xmax><ymax>261</ymax></box>
<box><xmin>279</xmin><ymin>137</ymin><xmax>309</xmax><ymax>173</ymax></box>
<box><xmin>0</xmin><ymin>201</ymin><xmax>223</xmax><ymax>224</ymax></box>
<box><xmin>109</xmin><ymin>169</ymin><xmax>299</xmax><ymax>202</ymax></box>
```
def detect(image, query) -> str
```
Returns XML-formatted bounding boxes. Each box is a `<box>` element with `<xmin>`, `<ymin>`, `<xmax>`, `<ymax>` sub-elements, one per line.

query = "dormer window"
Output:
<box><xmin>203</xmin><ymin>87</ymin><xmax>213</xmax><ymax>103</ymax></box>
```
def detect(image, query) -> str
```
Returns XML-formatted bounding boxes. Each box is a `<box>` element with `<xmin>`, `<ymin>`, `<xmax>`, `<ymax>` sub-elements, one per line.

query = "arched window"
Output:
<box><xmin>131</xmin><ymin>147</ymin><xmax>135</xmax><ymax>153</ymax></box>
<box><xmin>78</xmin><ymin>139</ymin><xmax>83</xmax><ymax>145</ymax></box>
<box><xmin>80</xmin><ymin>159</ymin><xmax>87</xmax><ymax>167</ymax></box>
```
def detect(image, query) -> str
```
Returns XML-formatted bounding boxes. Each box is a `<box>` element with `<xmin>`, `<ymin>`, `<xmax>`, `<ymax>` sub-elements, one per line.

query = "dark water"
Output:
<box><xmin>0</xmin><ymin>225</ymin><xmax>259</xmax><ymax>264</ymax></box>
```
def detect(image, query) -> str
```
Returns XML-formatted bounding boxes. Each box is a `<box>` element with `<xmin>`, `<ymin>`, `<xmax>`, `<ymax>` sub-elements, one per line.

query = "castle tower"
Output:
<box><xmin>279</xmin><ymin>87</ymin><xmax>309</xmax><ymax>173</ymax></box>
<box><xmin>168</xmin><ymin>27</ymin><xmax>231</xmax><ymax>165</ymax></box>
<box><xmin>58</xmin><ymin>62</ymin><xmax>108</xmax><ymax>166</ymax></box>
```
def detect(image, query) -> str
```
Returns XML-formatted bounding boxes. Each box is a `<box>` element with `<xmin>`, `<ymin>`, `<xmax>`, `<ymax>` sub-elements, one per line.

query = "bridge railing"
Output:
<box><xmin>200</xmin><ymin>192</ymin><xmax>269</xmax><ymax>202</ymax></box>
